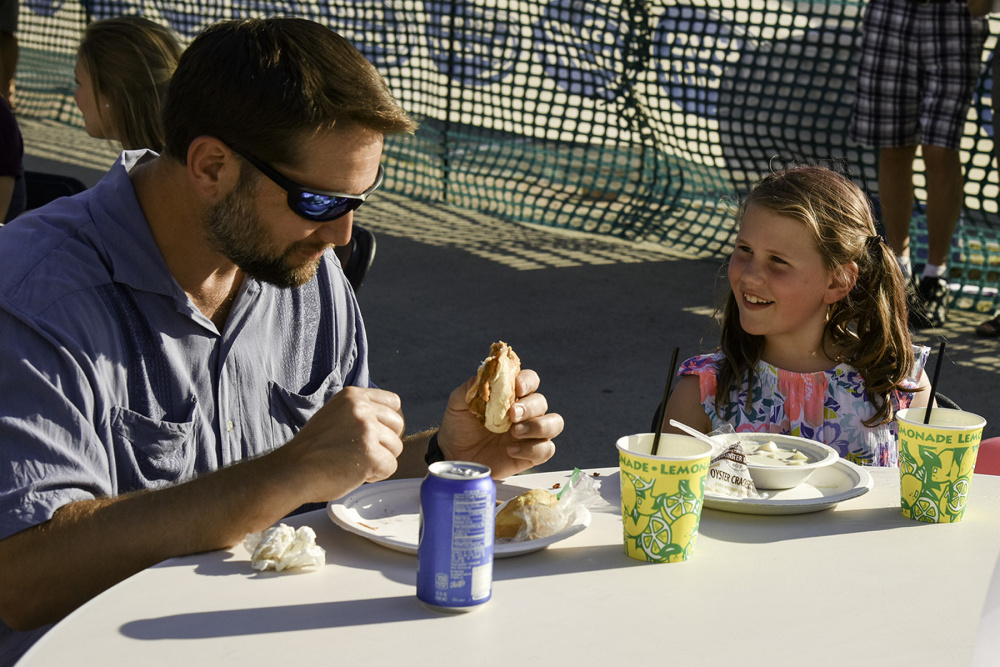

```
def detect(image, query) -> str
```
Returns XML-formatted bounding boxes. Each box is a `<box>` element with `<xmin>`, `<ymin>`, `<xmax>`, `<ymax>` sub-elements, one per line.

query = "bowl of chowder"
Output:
<box><xmin>714</xmin><ymin>433</ymin><xmax>839</xmax><ymax>490</ymax></box>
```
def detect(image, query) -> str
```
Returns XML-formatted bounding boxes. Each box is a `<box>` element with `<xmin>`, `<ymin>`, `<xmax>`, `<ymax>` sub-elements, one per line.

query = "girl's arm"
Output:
<box><xmin>907</xmin><ymin>370</ymin><xmax>934</xmax><ymax>409</ymax></box>
<box><xmin>661</xmin><ymin>375</ymin><xmax>713</xmax><ymax>434</ymax></box>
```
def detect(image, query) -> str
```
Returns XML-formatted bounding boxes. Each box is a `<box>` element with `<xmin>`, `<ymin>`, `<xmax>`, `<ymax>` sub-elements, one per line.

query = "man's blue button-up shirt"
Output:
<box><xmin>0</xmin><ymin>150</ymin><xmax>371</xmax><ymax>543</ymax></box>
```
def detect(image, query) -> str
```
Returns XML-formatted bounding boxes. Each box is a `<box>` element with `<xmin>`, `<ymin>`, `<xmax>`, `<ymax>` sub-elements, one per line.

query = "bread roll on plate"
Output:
<box><xmin>495</xmin><ymin>488</ymin><xmax>560</xmax><ymax>539</ymax></box>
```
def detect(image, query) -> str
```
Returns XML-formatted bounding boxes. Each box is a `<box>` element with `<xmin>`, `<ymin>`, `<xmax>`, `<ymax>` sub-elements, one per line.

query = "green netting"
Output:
<box><xmin>10</xmin><ymin>1</ymin><xmax>1000</xmax><ymax>309</ymax></box>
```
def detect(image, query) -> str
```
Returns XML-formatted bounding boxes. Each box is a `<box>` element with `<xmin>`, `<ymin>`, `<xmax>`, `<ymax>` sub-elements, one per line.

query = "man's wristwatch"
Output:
<box><xmin>424</xmin><ymin>432</ymin><xmax>446</xmax><ymax>465</ymax></box>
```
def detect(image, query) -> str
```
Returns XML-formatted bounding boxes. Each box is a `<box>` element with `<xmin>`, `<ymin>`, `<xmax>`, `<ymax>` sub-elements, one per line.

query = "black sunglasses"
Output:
<box><xmin>229</xmin><ymin>145</ymin><xmax>384</xmax><ymax>222</ymax></box>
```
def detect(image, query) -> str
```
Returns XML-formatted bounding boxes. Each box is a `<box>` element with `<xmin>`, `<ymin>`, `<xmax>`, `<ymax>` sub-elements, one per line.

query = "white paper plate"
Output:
<box><xmin>703</xmin><ymin>459</ymin><xmax>874</xmax><ymax>515</ymax></box>
<box><xmin>327</xmin><ymin>478</ymin><xmax>591</xmax><ymax>557</ymax></box>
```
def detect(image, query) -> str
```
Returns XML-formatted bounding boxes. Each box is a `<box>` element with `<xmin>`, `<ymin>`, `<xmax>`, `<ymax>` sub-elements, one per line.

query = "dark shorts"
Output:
<box><xmin>850</xmin><ymin>0</ymin><xmax>988</xmax><ymax>150</ymax></box>
<box><xmin>0</xmin><ymin>0</ymin><xmax>17</xmax><ymax>34</ymax></box>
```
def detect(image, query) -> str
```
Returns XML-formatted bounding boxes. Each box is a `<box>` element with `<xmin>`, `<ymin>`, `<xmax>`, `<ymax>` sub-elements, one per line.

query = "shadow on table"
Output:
<box><xmin>149</xmin><ymin>550</ymin><xmax>294</xmax><ymax>579</ymax></box>
<box><xmin>118</xmin><ymin>596</ymin><xmax>431</xmax><ymax>640</ymax></box>
<box><xmin>120</xmin><ymin>543</ymin><xmax>643</xmax><ymax>641</ymax></box>
<box><xmin>698</xmin><ymin>505</ymin><xmax>922</xmax><ymax>543</ymax></box>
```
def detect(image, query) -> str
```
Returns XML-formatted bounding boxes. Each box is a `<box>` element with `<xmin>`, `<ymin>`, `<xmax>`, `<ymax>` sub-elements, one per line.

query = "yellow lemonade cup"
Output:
<box><xmin>896</xmin><ymin>407</ymin><xmax>986</xmax><ymax>523</ymax></box>
<box><xmin>616</xmin><ymin>434</ymin><xmax>713</xmax><ymax>563</ymax></box>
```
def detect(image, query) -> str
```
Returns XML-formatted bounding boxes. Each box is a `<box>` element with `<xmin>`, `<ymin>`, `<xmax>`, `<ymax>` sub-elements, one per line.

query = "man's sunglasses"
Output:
<box><xmin>230</xmin><ymin>146</ymin><xmax>384</xmax><ymax>222</ymax></box>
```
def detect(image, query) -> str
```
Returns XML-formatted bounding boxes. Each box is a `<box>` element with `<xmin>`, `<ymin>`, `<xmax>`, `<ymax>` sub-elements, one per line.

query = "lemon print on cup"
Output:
<box><xmin>617</xmin><ymin>434</ymin><xmax>713</xmax><ymax>563</ymax></box>
<box><xmin>896</xmin><ymin>408</ymin><xmax>985</xmax><ymax>524</ymax></box>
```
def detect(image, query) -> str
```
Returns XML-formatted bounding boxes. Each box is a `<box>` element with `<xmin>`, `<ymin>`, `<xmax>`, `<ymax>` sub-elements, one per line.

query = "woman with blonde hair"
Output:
<box><xmin>74</xmin><ymin>15</ymin><xmax>181</xmax><ymax>151</ymax></box>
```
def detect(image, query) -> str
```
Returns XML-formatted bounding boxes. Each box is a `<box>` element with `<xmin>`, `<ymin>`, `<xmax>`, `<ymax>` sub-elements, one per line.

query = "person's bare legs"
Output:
<box><xmin>878</xmin><ymin>145</ymin><xmax>918</xmax><ymax>261</ymax></box>
<box><xmin>980</xmin><ymin>47</ymin><xmax>1000</xmax><ymax>336</ymax></box>
<box><xmin>921</xmin><ymin>144</ymin><xmax>963</xmax><ymax>267</ymax></box>
<box><xmin>0</xmin><ymin>30</ymin><xmax>16</xmax><ymax>104</ymax></box>
<box><xmin>889</xmin><ymin>143</ymin><xmax>960</xmax><ymax>328</ymax></box>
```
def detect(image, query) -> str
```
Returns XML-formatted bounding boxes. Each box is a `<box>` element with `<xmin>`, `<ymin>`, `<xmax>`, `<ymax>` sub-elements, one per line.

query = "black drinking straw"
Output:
<box><xmin>924</xmin><ymin>341</ymin><xmax>947</xmax><ymax>425</ymax></box>
<box><xmin>651</xmin><ymin>347</ymin><xmax>681</xmax><ymax>456</ymax></box>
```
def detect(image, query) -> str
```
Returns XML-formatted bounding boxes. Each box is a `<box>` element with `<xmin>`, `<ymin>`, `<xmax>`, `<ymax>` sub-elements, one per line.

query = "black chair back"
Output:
<box><xmin>334</xmin><ymin>225</ymin><xmax>377</xmax><ymax>293</ymax></box>
<box><xmin>24</xmin><ymin>171</ymin><xmax>87</xmax><ymax>210</ymax></box>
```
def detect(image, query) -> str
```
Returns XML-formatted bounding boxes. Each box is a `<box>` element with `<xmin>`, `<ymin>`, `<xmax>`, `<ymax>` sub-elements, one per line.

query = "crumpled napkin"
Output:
<box><xmin>243</xmin><ymin>524</ymin><xmax>326</xmax><ymax>572</ymax></box>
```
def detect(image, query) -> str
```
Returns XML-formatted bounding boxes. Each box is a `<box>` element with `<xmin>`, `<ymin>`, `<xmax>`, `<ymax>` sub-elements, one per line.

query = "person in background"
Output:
<box><xmin>849</xmin><ymin>0</ymin><xmax>989</xmax><ymax>329</ymax></box>
<box><xmin>0</xmin><ymin>92</ymin><xmax>24</xmax><ymax>222</ymax></box>
<box><xmin>975</xmin><ymin>37</ymin><xmax>1000</xmax><ymax>338</ymax></box>
<box><xmin>74</xmin><ymin>15</ymin><xmax>181</xmax><ymax>151</ymax></box>
<box><xmin>661</xmin><ymin>166</ymin><xmax>931</xmax><ymax>467</ymax></box>
<box><xmin>0</xmin><ymin>0</ymin><xmax>16</xmax><ymax>105</ymax></box>
<box><xmin>0</xmin><ymin>18</ymin><xmax>562</xmax><ymax>664</ymax></box>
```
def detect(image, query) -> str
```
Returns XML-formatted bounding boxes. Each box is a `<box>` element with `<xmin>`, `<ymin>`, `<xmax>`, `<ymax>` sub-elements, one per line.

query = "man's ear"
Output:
<box><xmin>825</xmin><ymin>261</ymin><xmax>859</xmax><ymax>304</ymax></box>
<box><xmin>185</xmin><ymin>136</ymin><xmax>240</xmax><ymax>202</ymax></box>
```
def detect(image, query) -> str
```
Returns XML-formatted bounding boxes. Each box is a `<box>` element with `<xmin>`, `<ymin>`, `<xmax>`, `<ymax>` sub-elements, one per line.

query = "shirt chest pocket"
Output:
<box><xmin>268</xmin><ymin>370</ymin><xmax>344</xmax><ymax>448</ymax></box>
<box><xmin>110</xmin><ymin>405</ymin><xmax>199</xmax><ymax>493</ymax></box>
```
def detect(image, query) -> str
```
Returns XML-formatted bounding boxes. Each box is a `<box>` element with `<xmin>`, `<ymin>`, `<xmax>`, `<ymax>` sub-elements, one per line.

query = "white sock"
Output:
<box><xmin>922</xmin><ymin>263</ymin><xmax>947</xmax><ymax>279</ymax></box>
<box><xmin>897</xmin><ymin>255</ymin><xmax>912</xmax><ymax>280</ymax></box>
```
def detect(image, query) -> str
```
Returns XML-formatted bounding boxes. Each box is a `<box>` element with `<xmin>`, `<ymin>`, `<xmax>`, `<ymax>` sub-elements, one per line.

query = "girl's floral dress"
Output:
<box><xmin>678</xmin><ymin>347</ymin><xmax>929</xmax><ymax>467</ymax></box>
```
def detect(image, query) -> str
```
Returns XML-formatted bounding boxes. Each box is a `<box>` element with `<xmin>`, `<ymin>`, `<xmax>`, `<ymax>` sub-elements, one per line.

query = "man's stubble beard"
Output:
<box><xmin>204</xmin><ymin>170</ymin><xmax>330</xmax><ymax>289</ymax></box>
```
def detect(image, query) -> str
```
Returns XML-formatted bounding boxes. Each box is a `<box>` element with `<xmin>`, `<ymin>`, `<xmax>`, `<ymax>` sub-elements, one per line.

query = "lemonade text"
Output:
<box><xmin>899</xmin><ymin>426</ymin><xmax>981</xmax><ymax>446</ymax></box>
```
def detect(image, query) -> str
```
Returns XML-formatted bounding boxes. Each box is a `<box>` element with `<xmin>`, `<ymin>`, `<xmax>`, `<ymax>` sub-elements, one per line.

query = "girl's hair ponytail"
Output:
<box><xmin>829</xmin><ymin>234</ymin><xmax>914</xmax><ymax>425</ymax></box>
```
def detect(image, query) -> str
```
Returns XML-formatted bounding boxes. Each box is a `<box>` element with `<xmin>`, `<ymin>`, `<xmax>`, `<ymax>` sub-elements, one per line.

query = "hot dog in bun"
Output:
<box><xmin>466</xmin><ymin>341</ymin><xmax>521</xmax><ymax>433</ymax></box>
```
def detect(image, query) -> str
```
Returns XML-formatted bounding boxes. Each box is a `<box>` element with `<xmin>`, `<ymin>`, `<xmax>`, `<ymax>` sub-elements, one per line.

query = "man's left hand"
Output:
<box><xmin>435</xmin><ymin>369</ymin><xmax>563</xmax><ymax>479</ymax></box>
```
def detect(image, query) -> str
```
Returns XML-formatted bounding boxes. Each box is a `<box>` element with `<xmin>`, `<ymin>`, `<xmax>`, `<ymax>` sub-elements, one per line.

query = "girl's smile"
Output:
<box><xmin>742</xmin><ymin>293</ymin><xmax>773</xmax><ymax>306</ymax></box>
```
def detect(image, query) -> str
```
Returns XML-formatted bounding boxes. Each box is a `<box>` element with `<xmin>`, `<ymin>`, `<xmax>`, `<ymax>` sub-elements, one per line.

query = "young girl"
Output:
<box><xmin>74</xmin><ymin>15</ymin><xmax>182</xmax><ymax>152</ymax></box>
<box><xmin>662</xmin><ymin>166</ymin><xmax>931</xmax><ymax>467</ymax></box>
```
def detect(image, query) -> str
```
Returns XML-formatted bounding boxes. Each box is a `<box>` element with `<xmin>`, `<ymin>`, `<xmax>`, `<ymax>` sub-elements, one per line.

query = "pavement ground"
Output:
<box><xmin>18</xmin><ymin>119</ymin><xmax>1000</xmax><ymax>473</ymax></box>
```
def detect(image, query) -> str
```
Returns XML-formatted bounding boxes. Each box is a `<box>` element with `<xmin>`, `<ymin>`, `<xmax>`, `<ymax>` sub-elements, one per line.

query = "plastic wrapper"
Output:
<box><xmin>243</xmin><ymin>524</ymin><xmax>326</xmax><ymax>572</ymax></box>
<box><xmin>704</xmin><ymin>426</ymin><xmax>765</xmax><ymax>500</ymax></box>
<box><xmin>498</xmin><ymin>468</ymin><xmax>602</xmax><ymax>543</ymax></box>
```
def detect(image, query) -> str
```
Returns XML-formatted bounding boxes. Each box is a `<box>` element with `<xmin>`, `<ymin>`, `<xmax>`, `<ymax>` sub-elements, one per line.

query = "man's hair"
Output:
<box><xmin>78</xmin><ymin>15</ymin><xmax>182</xmax><ymax>152</ymax></box>
<box><xmin>162</xmin><ymin>18</ymin><xmax>417</xmax><ymax>166</ymax></box>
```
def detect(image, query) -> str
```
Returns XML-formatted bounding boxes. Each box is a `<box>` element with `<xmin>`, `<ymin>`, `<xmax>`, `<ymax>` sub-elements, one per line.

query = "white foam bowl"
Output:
<box><xmin>714</xmin><ymin>433</ymin><xmax>840</xmax><ymax>490</ymax></box>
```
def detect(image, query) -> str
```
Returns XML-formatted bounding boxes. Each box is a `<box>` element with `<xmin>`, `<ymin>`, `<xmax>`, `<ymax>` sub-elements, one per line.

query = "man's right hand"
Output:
<box><xmin>0</xmin><ymin>386</ymin><xmax>406</xmax><ymax>631</ymax></box>
<box><xmin>272</xmin><ymin>386</ymin><xmax>406</xmax><ymax>504</ymax></box>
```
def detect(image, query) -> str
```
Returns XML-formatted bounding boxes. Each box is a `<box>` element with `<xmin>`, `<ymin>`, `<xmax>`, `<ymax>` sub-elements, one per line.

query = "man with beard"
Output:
<box><xmin>0</xmin><ymin>18</ymin><xmax>564</xmax><ymax>663</ymax></box>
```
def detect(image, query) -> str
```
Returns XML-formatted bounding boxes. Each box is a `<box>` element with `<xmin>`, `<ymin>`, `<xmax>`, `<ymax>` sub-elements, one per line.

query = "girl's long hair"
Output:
<box><xmin>715</xmin><ymin>166</ymin><xmax>914</xmax><ymax>426</ymax></box>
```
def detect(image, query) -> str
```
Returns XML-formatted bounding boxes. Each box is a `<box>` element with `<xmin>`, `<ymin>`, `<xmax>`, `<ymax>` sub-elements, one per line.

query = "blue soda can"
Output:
<box><xmin>417</xmin><ymin>461</ymin><xmax>496</xmax><ymax>612</ymax></box>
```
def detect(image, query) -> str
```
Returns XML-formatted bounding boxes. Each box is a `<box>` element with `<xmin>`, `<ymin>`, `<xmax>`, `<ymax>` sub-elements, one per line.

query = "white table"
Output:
<box><xmin>17</xmin><ymin>467</ymin><xmax>1000</xmax><ymax>666</ymax></box>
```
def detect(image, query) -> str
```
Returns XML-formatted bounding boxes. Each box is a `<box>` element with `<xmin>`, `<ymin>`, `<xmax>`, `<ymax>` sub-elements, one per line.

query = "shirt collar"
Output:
<box><xmin>91</xmin><ymin>150</ymin><xmax>184</xmax><ymax>299</ymax></box>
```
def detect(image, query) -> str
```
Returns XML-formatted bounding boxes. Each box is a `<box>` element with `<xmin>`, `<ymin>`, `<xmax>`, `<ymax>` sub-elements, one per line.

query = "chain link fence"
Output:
<box><xmin>11</xmin><ymin>0</ymin><xmax>1000</xmax><ymax>310</ymax></box>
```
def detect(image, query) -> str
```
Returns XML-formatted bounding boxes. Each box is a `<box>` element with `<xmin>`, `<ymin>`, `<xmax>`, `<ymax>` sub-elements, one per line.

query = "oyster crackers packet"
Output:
<box><xmin>706</xmin><ymin>442</ymin><xmax>765</xmax><ymax>500</ymax></box>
